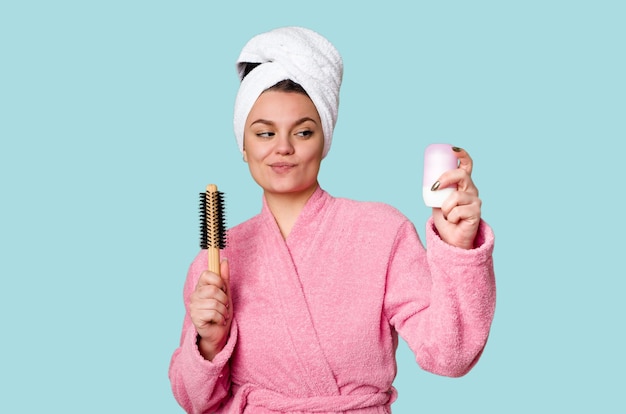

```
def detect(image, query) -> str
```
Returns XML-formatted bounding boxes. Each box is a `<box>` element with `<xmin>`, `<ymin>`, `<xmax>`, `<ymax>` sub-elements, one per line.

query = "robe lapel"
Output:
<box><xmin>259</xmin><ymin>189</ymin><xmax>339</xmax><ymax>397</ymax></box>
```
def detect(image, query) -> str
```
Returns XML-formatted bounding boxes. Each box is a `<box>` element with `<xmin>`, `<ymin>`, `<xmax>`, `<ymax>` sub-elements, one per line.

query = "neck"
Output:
<box><xmin>265</xmin><ymin>183</ymin><xmax>319</xmax><ymax>239</ymax></box>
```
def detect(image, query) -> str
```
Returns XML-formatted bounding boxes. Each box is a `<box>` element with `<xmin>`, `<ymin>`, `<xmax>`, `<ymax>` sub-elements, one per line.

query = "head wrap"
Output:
<box><xmin>233</xmin><ymin>26</ymin><xmax>343</xmax><ymax>158</ymax></box>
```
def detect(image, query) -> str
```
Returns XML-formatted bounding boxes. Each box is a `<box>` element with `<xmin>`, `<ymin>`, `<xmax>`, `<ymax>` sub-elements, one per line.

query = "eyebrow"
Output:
<box><xmin>250</xmin><ymin>117</ymin><xmax>318</xmax><ymax>127</ymax></box>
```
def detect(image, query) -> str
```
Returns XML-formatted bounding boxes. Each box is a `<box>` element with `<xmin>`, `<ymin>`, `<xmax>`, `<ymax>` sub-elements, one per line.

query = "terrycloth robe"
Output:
<box><xmin>169</xmin><ymin>187</ymin><xmax>496</xmax><ymax>413</ymax></box>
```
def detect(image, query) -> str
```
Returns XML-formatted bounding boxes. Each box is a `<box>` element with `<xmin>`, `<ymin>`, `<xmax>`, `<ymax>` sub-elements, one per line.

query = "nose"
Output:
<box><xmin>275</xmin><ymin>133</ymin><xmax>295</xmax><ymax>155</ymax></box>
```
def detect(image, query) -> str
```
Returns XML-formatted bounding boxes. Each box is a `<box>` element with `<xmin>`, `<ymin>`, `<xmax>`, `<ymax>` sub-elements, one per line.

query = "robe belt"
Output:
<box><xmin>231</xmin><ymin>384</ymin><xmax>397</xmax><ymax>413</ymax></box>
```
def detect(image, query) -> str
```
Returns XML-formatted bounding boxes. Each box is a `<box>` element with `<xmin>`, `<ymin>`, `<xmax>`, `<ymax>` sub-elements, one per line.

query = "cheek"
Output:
<box><xmin>304</xmin><ymin>142</ymin><xmax>324</xmax><ymax>165</ymax></box>
<box><xmin>246</xmin><ymin>146</ymin><xmax>271</xmax><ymax>163</ymax></box>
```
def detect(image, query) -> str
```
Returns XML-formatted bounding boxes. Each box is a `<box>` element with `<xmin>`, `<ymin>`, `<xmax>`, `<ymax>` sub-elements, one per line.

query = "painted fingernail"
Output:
<box><xmin>431</xmin><ymin>181</ymin><xmax>441</xmax><ymax>191</ymax></box>
<box><xmin>452</xmin><ymin>146</ymin><xmax>462</xmax><ymax>152</ymax></box>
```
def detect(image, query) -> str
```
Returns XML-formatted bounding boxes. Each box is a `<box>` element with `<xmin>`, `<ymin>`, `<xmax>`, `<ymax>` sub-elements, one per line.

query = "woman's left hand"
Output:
<box><xmin>431</xmin><ymin>147</ymin><xmax>482</xmax><ymax>250</ymax></box>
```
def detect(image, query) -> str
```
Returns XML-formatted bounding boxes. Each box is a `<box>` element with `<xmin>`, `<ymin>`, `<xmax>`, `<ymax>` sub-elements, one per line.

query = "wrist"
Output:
<box><xmin>196</xmin><ymin>334</ymin><xmax>225</xmax><ymax>361</ymax></box>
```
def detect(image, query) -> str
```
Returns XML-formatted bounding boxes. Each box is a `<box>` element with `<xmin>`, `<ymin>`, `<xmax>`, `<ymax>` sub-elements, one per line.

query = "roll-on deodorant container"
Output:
<box><xmin>422</xmin><ymin>143</ymin><xmax>458</xmax><ymax>208</ymax></box>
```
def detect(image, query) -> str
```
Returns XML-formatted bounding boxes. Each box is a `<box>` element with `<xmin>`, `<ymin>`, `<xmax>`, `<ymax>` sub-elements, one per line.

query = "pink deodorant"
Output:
<box><xmin>422</xmin><ymin>143</ymin><xmax>458</xmax><ymax>207</ymax></box>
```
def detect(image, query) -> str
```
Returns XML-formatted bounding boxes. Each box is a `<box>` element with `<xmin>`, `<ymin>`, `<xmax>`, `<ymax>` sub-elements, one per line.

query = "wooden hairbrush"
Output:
<box><xmin>199</xmin><ymin>184</ymin><xmax>227</xmax><ymax>275</ymax></box>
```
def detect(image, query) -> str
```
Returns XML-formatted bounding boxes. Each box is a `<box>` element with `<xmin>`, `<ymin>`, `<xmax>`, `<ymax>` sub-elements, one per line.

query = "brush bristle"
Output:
<box><xmin>199</xmin><ymin>188</ymin><xmax>227</xmax><ymax>250</ymax></box>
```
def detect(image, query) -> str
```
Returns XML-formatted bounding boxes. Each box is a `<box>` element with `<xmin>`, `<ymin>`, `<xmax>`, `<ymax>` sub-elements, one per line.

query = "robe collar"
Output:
<box><xmin>260</xmin><ymin>185</ymin><xmax>331</xmax><ymax>244</ymax></box>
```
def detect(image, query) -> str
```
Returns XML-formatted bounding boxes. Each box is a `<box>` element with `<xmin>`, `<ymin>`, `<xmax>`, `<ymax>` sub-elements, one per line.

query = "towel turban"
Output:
<box><xmin>233</xmin><ymin>26</ymin><xmax>344</xmax><ymax>159</ymax></box>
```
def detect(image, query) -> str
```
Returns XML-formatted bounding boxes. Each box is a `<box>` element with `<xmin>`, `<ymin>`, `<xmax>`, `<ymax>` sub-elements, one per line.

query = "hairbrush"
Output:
<box><xmin>199</xmin><ymin>184</ymin><xmax>227</xmax><ymax>275</ymax></box>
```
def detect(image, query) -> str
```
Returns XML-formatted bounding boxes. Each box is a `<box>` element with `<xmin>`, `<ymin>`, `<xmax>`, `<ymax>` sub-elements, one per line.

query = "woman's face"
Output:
<box><xmin>243</xmin><ymin>90</ymin><xmax>324</xmax><ymax>197</ymax></box>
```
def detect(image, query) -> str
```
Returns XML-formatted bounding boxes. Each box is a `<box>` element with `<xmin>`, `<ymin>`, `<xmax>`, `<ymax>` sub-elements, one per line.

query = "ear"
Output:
<box><xmin>242</xmin><ymin>148</ymin><xmax>248</xmax><ymax>163</ymax></box>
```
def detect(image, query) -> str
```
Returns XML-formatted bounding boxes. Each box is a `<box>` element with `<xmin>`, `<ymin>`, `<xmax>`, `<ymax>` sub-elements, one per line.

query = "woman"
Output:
<box><xmin>169</xmin><ymin>26</ymin><xmax>496</xmax><ymax>413</ymax></box>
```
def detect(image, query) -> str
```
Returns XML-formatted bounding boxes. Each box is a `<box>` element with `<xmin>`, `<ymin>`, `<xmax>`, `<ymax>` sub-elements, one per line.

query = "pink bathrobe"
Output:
<box><xmin>169</xmin><ymin>187</ymin><xmax>496</xmax><ymax>413</ymax></box>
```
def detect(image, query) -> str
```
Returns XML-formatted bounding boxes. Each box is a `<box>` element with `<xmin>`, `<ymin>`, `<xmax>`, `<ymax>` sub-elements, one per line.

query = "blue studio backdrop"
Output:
<box><xmin>1</xmin><ymin>1</ymin><xmax>624</xmax><ymax>413</ymax></box>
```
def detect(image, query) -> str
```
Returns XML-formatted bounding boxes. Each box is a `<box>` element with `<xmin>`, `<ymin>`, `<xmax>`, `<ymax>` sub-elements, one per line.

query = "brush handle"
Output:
<box><xmin>206</xmin><ymin>184</ymin><xmax>221</xmax><ymax>276</ymax></box>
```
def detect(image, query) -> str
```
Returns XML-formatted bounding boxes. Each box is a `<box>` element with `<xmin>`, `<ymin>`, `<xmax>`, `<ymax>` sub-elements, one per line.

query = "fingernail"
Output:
<box><xmin>452</xmin><ymin>146</ymin><xmax>462</xmax><ymax>152</ymax></box>
<box><xmin>431</xmin><ymin>181</ymin><xmax>441</xmax><ymax>191</ymax></box>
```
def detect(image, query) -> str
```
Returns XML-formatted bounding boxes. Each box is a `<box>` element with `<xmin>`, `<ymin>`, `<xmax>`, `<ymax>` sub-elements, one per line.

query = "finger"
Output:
<box><xmin>220</xmin><ymin>258</ymin><xmax>233</xmax><ymax>311</ymax></box>
<box><xmin>220</xmin><ymin>259</ymin><xmax>230</xmax><ymax>290</ymax></box>
<box><xmin>443</xmin><ymin>203</ymin><xmax>481</xmax><ymax>224</ymax></box>
<box><xmin>191</xmin><ymin>297</ymin><xmax>229</xmax><ymax>315</ymax></box>
<box><xmin>189</xmin><ymin>294</ymin><xmax>230</xmax><ymax>323</ymax></box>
<box><xmin>435</xmin><ymin>169</ymin><xmax>478</xmax><ymax>195</ymax></box>
<box><xmin>440</xmin><ymin>193</ymin><xmax>482</xmax><ymax>223</ymax></box>
<box><xmin>196</xmin><ymin>269</ymin><xmax>227</xmax><ymax>291</ymax></box>
<box><xmin>194</xmin><ymin>284</ymin><xmax>229</xmax><ymax>305</ymax></box>
<box><xmin>452</xmin><ymin>146</ymin><xmax>473</xmax><ymax>176</ymax></box>
<box><xmin>193</xmin><ymin>305</ymin><xmax>230</xmax><ymax>326</ymax></box>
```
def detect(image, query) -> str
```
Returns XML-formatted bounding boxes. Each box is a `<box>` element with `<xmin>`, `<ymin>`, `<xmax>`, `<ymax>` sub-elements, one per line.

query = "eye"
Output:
<box><xmin>296</xmin><ymin>130</ymin><xmax>313</xmax><ymax>138</ymax></box>
<box><xmin>256</xmin><ymin>131</ymin><xmax>275</xmax><ymax>138</ymax></box>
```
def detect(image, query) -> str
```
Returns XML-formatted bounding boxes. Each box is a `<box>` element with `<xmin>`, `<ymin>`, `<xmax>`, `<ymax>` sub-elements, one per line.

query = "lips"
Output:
<box><xmin>269</xmin><ymin>162</ymin><xmax>296</xmax><ymax>173</ymax></box>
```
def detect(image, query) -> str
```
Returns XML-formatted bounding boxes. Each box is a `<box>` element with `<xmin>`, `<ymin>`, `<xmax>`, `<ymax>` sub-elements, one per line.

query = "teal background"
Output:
<box><xmin>1</xmin><ymin>1</ymin><xmax>624</xmax><ymax>412</ymax></box>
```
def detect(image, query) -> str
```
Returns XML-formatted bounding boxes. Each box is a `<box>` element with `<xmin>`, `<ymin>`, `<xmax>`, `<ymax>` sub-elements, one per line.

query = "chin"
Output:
<box><xmin>267</xmin><ymin>181</ymin><xmax>317</xmax><ymax>195</ymax></box>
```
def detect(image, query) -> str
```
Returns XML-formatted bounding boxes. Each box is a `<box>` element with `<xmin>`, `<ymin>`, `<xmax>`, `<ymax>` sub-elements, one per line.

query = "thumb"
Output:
<box><xmin>220</xmin><ymin>258</ymin><xmax>233</xmax><ymax>313</ymax></box>
<box><xmin>220</xmin><ymin>258</ymin><xmax>230</xmax><ymax>287</ymax></box>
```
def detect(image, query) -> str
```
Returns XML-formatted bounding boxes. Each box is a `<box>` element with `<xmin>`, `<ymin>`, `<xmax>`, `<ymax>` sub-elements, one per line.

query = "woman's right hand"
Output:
<box><xmin>189</xmin><ymin>259</ymin><xmax>232</xmax><ymax>361</ymax></box>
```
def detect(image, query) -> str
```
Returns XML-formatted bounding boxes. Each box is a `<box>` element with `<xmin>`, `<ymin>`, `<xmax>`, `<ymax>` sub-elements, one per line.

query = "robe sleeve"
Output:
<box><xmin>384</xmin><ymin>217</ymin><xmax>496</xmax><ymax>377</ymax></box>
<box><xmin>168</xmin><ymin>251</ymin><xmax>237</xmax><ymax>413</ymax></box>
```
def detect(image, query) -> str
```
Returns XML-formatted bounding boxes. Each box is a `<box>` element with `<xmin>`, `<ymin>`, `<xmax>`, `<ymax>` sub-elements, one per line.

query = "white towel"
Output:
<box><xmin>233</xmin><ymin>26</ymin><xmax>344</xmax><ymax>159</ymax></box>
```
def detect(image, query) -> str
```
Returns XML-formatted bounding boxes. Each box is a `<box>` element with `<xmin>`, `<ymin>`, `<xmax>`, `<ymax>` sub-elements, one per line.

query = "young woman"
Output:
<box><xmin>169</xmin><ymin>26</ymin><xmax>496</xmax><ymax>414</ymax></box>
